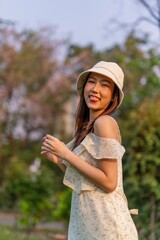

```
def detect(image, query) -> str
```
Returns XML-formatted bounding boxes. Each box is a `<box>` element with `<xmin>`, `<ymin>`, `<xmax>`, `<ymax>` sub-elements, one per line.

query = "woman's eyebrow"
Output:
<box><xmin>88</xmin><ymin>76</ymin><xmax>96</xmax><ymax>79</ymax></box>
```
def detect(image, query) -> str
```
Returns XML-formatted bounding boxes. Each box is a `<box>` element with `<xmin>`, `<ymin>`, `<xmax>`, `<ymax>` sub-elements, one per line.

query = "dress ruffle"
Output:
<box><xmin>63</xmin><ymin>133</ymin><xmax>125</xmax><ymax>194</ymax></box>
<box><xmin>81</xmin><ymin>133</ymin><xmax>125</xmax><ymax>160</ymax></box>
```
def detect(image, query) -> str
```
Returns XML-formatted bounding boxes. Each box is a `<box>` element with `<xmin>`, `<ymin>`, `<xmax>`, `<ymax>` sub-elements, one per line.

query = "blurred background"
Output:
<box><xmin>0</xmin><ymin>0</ymin><xmax>160</xmax><ymax>239</ymax></box>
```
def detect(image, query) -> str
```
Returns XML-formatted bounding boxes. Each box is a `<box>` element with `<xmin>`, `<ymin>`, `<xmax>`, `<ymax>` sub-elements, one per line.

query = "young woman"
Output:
<box><xmin>41</xmin><ymin>61</ymin><xmax>138</xmax><ymax>240</ymax></box>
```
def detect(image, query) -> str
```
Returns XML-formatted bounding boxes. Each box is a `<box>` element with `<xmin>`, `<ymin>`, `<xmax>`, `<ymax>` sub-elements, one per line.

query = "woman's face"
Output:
<box><xmin>84</xmin><ymin>72</ymin><xmax>115</xmax><ymax>120</ymax></box>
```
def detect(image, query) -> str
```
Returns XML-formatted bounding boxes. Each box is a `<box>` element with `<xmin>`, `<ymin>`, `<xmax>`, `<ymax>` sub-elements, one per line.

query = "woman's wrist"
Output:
<box><xmin>56</xmin><ymin>157</ymin><xmax>66</xmax><ymax>172</ymax></box>
<box><xmin>56</xmin><ymin>157</ymin><xmax>62</xmax><ymax>165</ymax></box>
<box><xmin>64</xmin><ymin>150</ymin><xmax>75</xmax><ymax>163</ymax></box>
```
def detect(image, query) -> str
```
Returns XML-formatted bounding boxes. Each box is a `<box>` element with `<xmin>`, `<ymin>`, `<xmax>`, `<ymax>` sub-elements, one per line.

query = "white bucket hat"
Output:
<box><xmin>76</xmin><ymin>61</ymin><xmax>124</xmax><ymax>108</ymax></box>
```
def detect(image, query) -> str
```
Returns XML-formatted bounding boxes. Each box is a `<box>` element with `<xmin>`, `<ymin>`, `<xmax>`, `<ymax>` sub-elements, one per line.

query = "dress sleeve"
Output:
<box><xmin>81</xmin><ymin>133</ymin><xmax>125</xmax><ymax>160</ymax></box>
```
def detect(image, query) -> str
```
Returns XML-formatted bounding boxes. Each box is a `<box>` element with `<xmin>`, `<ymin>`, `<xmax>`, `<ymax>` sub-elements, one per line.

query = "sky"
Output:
<box><xmin>0</xmin><ymin>0</ymin><xmax>159</xmax><ymax>50</ymax></box>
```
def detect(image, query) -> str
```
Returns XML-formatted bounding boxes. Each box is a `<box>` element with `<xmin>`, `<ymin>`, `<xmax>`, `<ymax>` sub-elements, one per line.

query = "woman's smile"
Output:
<box><xmin>89</xmin><ymin>94</ymin><xmax>101</xmax><ymax>102</ymax></box>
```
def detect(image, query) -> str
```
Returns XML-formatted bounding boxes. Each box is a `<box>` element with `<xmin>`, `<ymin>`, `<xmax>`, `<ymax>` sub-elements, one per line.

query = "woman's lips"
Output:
<box><xmin>89</xmin><ymin>95</ymin><xmax>100</xmax><ymax>102</ymax></box>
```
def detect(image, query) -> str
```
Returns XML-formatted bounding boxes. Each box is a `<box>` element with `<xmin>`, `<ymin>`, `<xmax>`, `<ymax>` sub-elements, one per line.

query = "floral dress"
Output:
<box><xmin>62</xmin><ymin>133</ymin><xmax>138</xmax><ymax>240</ymax></box>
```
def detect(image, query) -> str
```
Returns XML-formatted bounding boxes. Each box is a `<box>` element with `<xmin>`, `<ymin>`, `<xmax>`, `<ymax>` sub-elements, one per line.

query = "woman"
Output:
<box><xmin>41</xmin><ymin>61</ymin><xmax>138</xmax><ymax>240</ymax></box>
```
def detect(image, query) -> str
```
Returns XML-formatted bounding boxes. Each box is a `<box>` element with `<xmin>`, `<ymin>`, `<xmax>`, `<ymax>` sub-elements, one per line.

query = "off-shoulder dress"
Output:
<box><xmin>62</xmin><ymin>133</ymin><xmax>138</xmax><ymax>240</ymax></box>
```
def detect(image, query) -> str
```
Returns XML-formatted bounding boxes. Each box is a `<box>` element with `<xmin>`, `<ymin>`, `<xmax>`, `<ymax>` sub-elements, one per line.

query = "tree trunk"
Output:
<box><xmin>149</xmin><ymin>195</ymin><xmax>156</xmax><ymax>240</ymax></box>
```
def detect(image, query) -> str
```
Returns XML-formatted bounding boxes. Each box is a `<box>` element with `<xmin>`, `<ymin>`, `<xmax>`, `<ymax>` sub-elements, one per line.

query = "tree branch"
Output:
<box><xmin>110</xmin><ymin>16</ymin><xmax>157</xmax><ymax>33</ymax></box>
<box><xmin>157</xmin><ymin>0</ymin><xmax>160</xmax><ymax>27</ymax></box>
<box><xmin>0</xmin><ymin>18</ymin><xmax>15</xmax><ymax>27</ymax></box>
<box><xmin>138</xmin><ymin>0</ymin><xmax>160</xmax><ymax>21</ymax></box>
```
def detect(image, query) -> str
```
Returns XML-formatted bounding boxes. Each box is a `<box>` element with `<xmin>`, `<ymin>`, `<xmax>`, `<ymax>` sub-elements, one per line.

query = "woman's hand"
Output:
<box><xmin>41</xmin><ymin>150</ymin><xmax>60</xmax><ymax>164</ymax></box>
<box><xmin>41</xmin><ymin>134</ymin><xmax>71</xmax><ymax>160</ymax></box>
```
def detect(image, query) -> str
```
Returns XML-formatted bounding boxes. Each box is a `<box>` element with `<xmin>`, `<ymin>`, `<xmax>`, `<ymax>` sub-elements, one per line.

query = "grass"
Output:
<box><xmin>0</xmin><ymin>225</ymin><xmax>50</xmax><ymax>240</ymax></box>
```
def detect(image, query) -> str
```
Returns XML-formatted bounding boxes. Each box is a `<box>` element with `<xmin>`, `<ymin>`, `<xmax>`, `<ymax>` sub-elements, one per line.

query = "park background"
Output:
<box><xmin>0</xmin><ymin>0</ymin><xmax>160</xmax><ymax>239</ymax></box>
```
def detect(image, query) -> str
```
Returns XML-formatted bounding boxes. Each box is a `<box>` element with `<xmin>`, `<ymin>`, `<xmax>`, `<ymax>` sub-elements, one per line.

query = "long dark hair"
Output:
<box><xmin>72</xmin><ymin>80</ymin><xmax>120</xmax><ymax>149</ymax></box>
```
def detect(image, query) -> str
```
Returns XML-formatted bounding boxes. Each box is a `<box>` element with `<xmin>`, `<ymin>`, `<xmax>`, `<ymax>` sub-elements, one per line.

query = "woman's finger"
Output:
<box><xmin>42</xmin><ymin>141</ymin><xmax>52</xmax><ymax>148</ymax></box>
<box><xmin>42</xmin><ymin>134</ymin><xmax>52</xmax><ymax>142</ymax></box>
<box><xmin>45</xmin><ymin>134</ymin><xmax>58</xmax><ymax>142</ymax></box>
<box><xmin>44</xmin><ymin>138</ymin><xmax>54</xmax><ymax>146</ymax></box>
<box><xmin>41</xmin><ymin>145</ymin><xmax>56</xmax><ymax>155</ymax></box>
<box><xmin>41</xmin><ymin>145</ymin><xmax>52</xmax><ymax>152</ymax></box>
<box><xmin>41</xmin><ymin>150</ymin><xmax>47</xmax><ymax>154</ymax></box>
<box><xmin>45</xmin><ymin>134</ymin><xmax>53</xmax><ymax>139</ymax></box>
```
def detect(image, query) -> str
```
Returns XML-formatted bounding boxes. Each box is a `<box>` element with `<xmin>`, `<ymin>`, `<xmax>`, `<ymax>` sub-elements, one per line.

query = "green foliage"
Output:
<box><xmin>0</xmin><ymin>153</ymin><xmax>64</xmax><ymax>230</ymax></box>
<box><xmin>122</xmin><ymin>96</ymin><xmax>160</xmax><ymax>239</ymax></box>
<box><xmin>0</xmin><ymin>225</ymin><xmax>46</xmax><ymax>240</ymax></box>
<box><xmin>53</xmin><ymin>189</ymin><xmax>72</xmax><ymax>222</ymax></box>
<box><xmin>0</xmin><ymin>24</ymin><xmax>70</xmax><ymax>231</ymax></box>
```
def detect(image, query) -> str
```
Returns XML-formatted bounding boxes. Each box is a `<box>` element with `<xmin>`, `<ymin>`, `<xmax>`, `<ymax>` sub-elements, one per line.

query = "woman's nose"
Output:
<box><xmin>91</xmin><ymin>83</ymin><xmax>100</xmax><ymax>93</ymax></box>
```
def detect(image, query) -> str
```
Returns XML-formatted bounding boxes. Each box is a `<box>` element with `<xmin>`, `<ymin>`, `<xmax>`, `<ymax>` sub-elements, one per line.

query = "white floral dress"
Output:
<box><xmin>63</xmin><ymin>133</ymin><xmax>138</xmax><ymax>240</ymax></box>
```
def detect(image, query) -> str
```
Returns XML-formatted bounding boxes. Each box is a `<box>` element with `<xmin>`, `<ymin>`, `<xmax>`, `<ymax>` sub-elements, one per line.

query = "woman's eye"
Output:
<box><xmin>102</xmin><ymin>84</ymin><xmax>109</xmax><ymax>87</ymax></box>
<box><xmin>87</xmin><ymin>79</ymin><xmax>95</xmax><ymax>83</ymax></box>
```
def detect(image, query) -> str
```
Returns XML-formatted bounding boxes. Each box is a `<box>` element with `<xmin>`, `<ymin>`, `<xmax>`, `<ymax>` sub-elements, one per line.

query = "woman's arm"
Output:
<box><xmin>41</xmin><ymin>116</ymin><xmax>120</xmax><ymax>192</ymax></box>
<box><xmin>64</xmin><ymin>149</ymin><xmax>117</xmax><ymax>192</ymax></box>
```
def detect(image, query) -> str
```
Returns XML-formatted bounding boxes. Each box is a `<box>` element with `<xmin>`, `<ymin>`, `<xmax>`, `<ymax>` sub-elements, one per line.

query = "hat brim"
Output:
<box><xmin>76</xmin><ymin>68</ymin><xmax>124</xmax><ymax>108</ymax></box>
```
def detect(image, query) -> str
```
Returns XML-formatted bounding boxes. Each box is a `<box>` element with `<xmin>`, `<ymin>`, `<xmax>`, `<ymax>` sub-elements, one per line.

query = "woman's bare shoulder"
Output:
<box><xmin>94</xmin><ymin>115</ymin><xmax>119</xmax><ymax>140</ymax></box>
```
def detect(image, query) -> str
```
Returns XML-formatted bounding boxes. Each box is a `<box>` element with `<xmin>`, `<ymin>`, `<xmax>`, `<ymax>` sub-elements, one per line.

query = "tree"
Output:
<box><xmin>137</xmin><ymin>0</ymin><xmax>160</xmax><ymax>32</ymax></box>
<box><xmin>122</xmin><ymin>95</ymin><xmax>160</xmax><ymax>240</ymax></box>
<box><xmin>0</xmin><ymin>24</ymin><xmax>71</xmax><ymax>183</ymax></box>
<box><xmin>108</xmin><ymin>0</ymin><xmax>160</xmax><ymax>49</ymax></box>
<box><xmin>0</xmin><ymin>25</ymin><xmax>70</xmax><ymax>143</ymax></box>
<box><xmin>0</xmin><ymin>24</ymin><xmax>72</xmax><ymax>235</ymax></box>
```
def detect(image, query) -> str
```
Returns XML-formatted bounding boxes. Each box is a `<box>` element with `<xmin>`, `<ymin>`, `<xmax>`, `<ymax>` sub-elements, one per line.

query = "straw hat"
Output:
<box><xmin>76</xmin><ymin>61</ymin><xmax>124</xmax><ymax>107</ymax></box>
